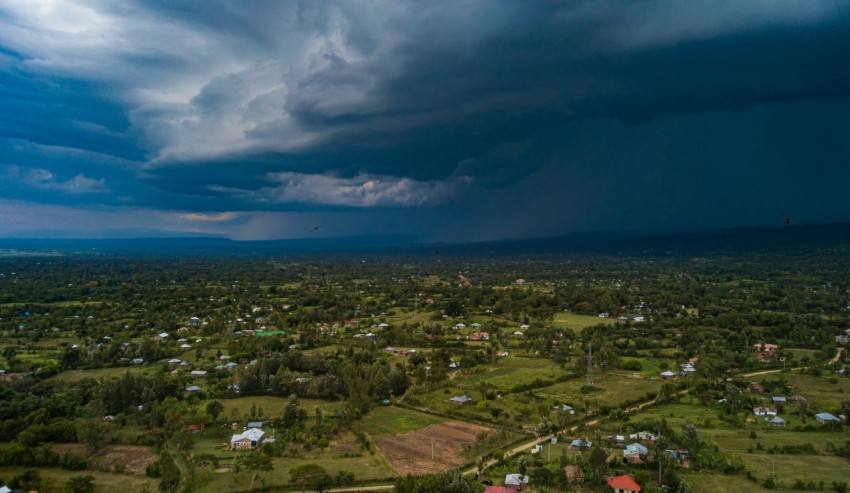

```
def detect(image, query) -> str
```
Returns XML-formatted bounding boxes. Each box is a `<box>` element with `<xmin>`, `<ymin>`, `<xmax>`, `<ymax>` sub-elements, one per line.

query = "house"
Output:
<box><xmin>608</xmin><ymin>474</ymin><xmax>641</xmax><ymax>493</ymax></box>
<box><xmin>815</xmin><ymin>412</ymin><xmax>840</xmax><ymax>424</ymax></box>
<box><xmin>629</xmin><ymin>431</ymin><xmax>657</xmax><ymax>442</ymax></box>
<box><xmin>450</xmin><ymin>395</ymin><xmax>472</xmax><ymax>404</ymax></box>
<box><xmin>623</xmin><ymin>443</ymin><xmax>648</xmax><ymax>463</ymax></box>
<box><xmin>103</xmin><ymin>415</ymin><xmax>115</xmax><ymax>422</ymax></box>
<box><xmin>767</xmin><ymin>416</ymin><xmax>786</xmax><ymax>428</ymax></box>
<box><xmin>504</xmin><ymin>474</ymin><xmax>529</xmax><ymax>488</ymax></box>
<box><xmin>131</xmin><ymin>358</ymin><xmax>144</xmax><ymax>365</ymax></box>
<box><xmin>570</xmin><ymin>439</ymin><xmax>591</xmax><ymax>449</ymax></box>
<box><xmin>189</xmin><ymin>317</ymin><xmax>201</xmax><ymax>326</ymax></box>
<box><xmin>789</xmin><ymin>394</ymin><xmax>807</xmax><ymax>402</ymax></box>
<box><xmin>771</xmin><ymin>396</ymin><xmax>786</xmax><ymax>404</ymax></box>
<box><xmin>185</xmin><ymin>385</ymin><xmax>202</xmax><ymax>393</ymax></box>
<box><xmin>483</xmin><ymin>487</ymin><xmax>516</xmax><ymax>493</ymax></box>
<box><xmin>553</xmin><ymin>404</ymin><xmax>575</xmax><ymax>415</ymax></box>
<box><xmin>155</xmin><ymin>332</ymin><xmax>169</xmax><ymax>340</ymax></box>
<box><xmin>188</xmin><ymin>423</ymin><xmax>205</xmax><ymax>434</ymax></box>
<box><xmin>665</xmin><ymin>449</ymin><xmax>690</xmax><ymax>463</ymax></box>
<box><xmin>230</xmin><ymin>428</ymin><xmax>265</xmax><ymax>450</ymax></box>
<box><xmin>246</xmin><ymin>421</ymin><xmax>263</xmax><ymax>429</ymax></box>
<box><xmin>190</xmin><ymin>370</ymin><xmax>207</xmax><ymax>376</ymax></box>
<box><xmin>598</xmin><ymin>312</ymin><xmax>610</xmax><ymax>318</ymax></box>
<box><xmin>753</xmin><ymin>407</ymin><xmax>777</xmax><ymax>416</ymax></box>
<box><xmin>660</xmin><ymin>371</ymin><xmax>675</xmax><ymax>378</ymax></box>
<box><xmin>167</xmin><ymin>358</ymin><xmax>181</xmax><ymax>364</ymax></box>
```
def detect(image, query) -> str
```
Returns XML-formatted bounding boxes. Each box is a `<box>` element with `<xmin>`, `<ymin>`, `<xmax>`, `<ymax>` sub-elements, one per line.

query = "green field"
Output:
<box><xmin>633</xmin><ymin>404</ymin><xmax>850</xmax><ymax>489</ymax></box>
<box><xmin>618</xmin><ymin>356</ymin><xmax>678</xmax><ymax>378</ymax></box>
<box><xmin>50</xmin><ymin>366</ymin><xmax>151</xmax><ymax>383</ymax></box>
<box><xmin>460</xmin><ymin>356</ymin><xmax>566</xmax><ymax>391</ymax></box>
<box><xmin>217</xmin><ymin>396</ymin><xmax>341</xmax><ymax>422</ymax></box>
<box><xmin>535</xmin><ymin>373</ymin><xmax>663</xmax><ymax>411</ymax></box>
<box><xmin>553</xmin><ymin>311</ymin><xmax>615</xmax><ymax>331</ymax></box>
<box><xmin>357</xmin><ymin>405</ymin><xmax>444</xmax><ymax>437</ymax></box>
<box><xmin>0</xmin><ymin>466</ymin><xmax>158</xmax><ymax>493</ymax></box>
<box><xmin>187</xmin><ymin>427</ymin><xmax>396</xmax><ymax>491</ymax></box>
<box><xmin>685</xmin><ymin>473</ymin><xmax>775</xmax><ymax>493</ymax></box>
<box><xmin>761</xmin><ymin>373</ymin><xmax>850</xmax><ymax>410</ymax></box>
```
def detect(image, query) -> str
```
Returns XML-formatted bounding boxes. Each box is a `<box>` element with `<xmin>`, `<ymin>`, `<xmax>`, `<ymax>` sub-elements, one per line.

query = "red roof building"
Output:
<box><xmin>608</xmin><ymin>474</ymin><xmax>642</xmax><ymax>493</ymax></box>
<box><xmin>483</xmin><ymin>487</ymin><xmax>517</xmax><ymax>493</ymax></box>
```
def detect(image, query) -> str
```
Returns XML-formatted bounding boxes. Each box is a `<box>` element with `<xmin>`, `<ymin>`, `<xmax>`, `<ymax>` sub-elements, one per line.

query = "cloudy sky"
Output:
<box><xmin>1</xmin><ymin>1</ymin><xmax>849</xmax><ymax>242</ymax></box>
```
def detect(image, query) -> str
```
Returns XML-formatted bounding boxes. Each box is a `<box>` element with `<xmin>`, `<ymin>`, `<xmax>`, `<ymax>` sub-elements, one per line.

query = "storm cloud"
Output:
<box><xmin>1</xmin><ymin>1</ymin><xmax>849</xmax><ymax>239</ymax></box>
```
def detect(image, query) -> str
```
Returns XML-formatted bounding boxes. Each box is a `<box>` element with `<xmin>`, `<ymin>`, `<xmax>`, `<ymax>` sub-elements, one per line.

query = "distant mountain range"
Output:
<box><xmin>2</xmin><ymin>222</ymin><xmax>850</xmax><ymax>257</ymax></box>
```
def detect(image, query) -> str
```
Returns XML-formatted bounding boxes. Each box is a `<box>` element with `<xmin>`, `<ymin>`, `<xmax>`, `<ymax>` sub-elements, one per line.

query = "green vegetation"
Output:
<box><xmin>1</xmin><ymin>245</ymin><xmax>849</xmax><ymax>491</ymax></box>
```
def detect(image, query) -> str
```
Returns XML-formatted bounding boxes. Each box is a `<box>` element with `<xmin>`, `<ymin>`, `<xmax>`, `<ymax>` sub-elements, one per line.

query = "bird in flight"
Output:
<box><xmin>782</xmin><ymin>215</ymin><xmax>792</xmax><ymax>224</ymax></box>
<box><xmin>310</xmin><ymin>226</ymin><xmax>320</xmax><ymax>232</ymax></box>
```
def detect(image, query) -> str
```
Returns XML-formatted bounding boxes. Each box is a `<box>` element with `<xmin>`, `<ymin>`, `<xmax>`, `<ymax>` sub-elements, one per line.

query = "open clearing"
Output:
<box><xmin>359</xmin><ymin>406</ymin><xmax>444</xmax><ymax>437</ymax></box>
<box><xmin>460</xmin><ymin>356</ymin><xmax>565</xmax><ymax>391</ymax></box>
<box><xmin>374</xmin><ymin>421</ymin><xmax>492</xmax><ymax>475</ymax></box>
<box><xmin>553</xmin><ymin>311</ymin><xmax>615</xmax><ymax>331</ymax></box>
<box><xmin>51</xmin><ymin>444</ymin><xmax>157</xmax><ymax>474</ymax></box>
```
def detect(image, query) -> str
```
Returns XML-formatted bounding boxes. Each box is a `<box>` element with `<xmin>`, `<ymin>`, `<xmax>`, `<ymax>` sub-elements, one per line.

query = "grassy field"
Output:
<box><xmin>760</xmin><ymin>372</ymin><xmax>850</xmax><ymax>410</ymax></box>
<box><xmin>685</xmin><ymin>473</ymin><xmax>775</xmax><ymax>493</ymax></box>
<box><xmin>535</xmin><ymin>372</ymin><xmax>663</xmax><ymax>410</ymax></box>
<box><xmin>618</xmin><ymin>356</ymin><xmax>678</xmax><ymax>378</ymax></box>
<box><xmin>358</xmin><ymin>406</ymin><xmax>444</xmax><ymax>437</ymax></box>
<box><xmin>50</xmin><ymin>366</ymin><xmax>152</xmax><ymax>383</ymax></box>
<box><xmin>0</xmin><ymin>466</ymin><xmax>158</xmax><ymax>493</ymax></box>
<box><xmin>459</xmin><ymin>356</ymin><xmax>567</xmax><ymax>391</ymax></box>
<box><xmin>553</xmin><ymin>311</ymin><xmax>615</xmax><ymax>331</ymax></box>
<box><xmin>217</xmin><ymin>396</ymin><xmax>342</xmax><ymax>422</ymax></box>
<box><xmin>188</xmin><ymin>427</ymin><xmax>396</xmax><ymax>492</ymax></box>
<box><xmin>632</xmin><ymin>403</ymin><xmax>850</xmax><ymax>489</ymax></box>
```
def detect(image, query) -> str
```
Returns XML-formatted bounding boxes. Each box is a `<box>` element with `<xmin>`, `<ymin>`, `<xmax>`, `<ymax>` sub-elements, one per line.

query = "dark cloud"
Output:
<box><xmin>1</xmin><ymin>1</ymin><xmax>850</xmax><ymax>239</ymax></box>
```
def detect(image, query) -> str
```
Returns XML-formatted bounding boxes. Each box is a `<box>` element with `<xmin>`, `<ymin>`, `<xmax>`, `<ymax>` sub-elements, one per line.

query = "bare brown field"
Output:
<box><xmin>374</xmin><ymin>421</ymin><xmax>492</xmax><ymax>475</ymax></box>
<box><xmin>93</xmin><ymin>445</ymin><xmax>157</xmax><ymax>474</ymax></box>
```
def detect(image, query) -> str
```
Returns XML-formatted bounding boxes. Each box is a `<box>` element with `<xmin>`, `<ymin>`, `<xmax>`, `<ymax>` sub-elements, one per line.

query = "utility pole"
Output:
<box><xmin>586</xmin><ymin>343</ymin><xmax>593</xmax><ymax>387</ymax></box>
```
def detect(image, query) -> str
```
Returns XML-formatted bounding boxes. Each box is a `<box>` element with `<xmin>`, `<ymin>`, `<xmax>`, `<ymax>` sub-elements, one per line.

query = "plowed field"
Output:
<box><xmin>374</xmin><ymin>421</ymin><xmax>492</xmax><ymax>475</ymax></box>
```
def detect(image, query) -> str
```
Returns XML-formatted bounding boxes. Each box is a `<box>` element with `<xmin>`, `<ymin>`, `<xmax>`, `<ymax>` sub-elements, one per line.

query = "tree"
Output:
<box><xmin>587</xmin><ymin>442</ymin><xmax>608</xmax><ymax>483</ymax></box>
<box><xmin>206</xmin><ymin>400</ymin><xmax>224</xmax><ymax>422</ymax></box>
<box><xmin>77</xmin><ymin>420</ymin><xmax>108</xmax><ymax>454</ymax></box>
<box><xmin>798</xmin><ymin>399</ymin><xmax>809</xmax><ymax>423</ymax></box>
<box><xmin>290</xmin><ymin>464</ymin><xmax>331</xmax><ymax>492</ymax></box>
<box><xmin>157</xmin><ymin>450</ymin><xmax>181</xmax><ymax>492</ymax></box>
<box><xmin>173</xmin><ymin>428</ymin><xmax>193</xmax><ymax>452</ymax></box>
<box><xmin>335</xmin><ymin>471</ymin><xmax>355</xmax><ymax>486</ymax></box>
<box><xmin>284</xmin><ymin>394</ymin><xmax>300</xmax><ymax>427</ymax></box>
<box><xmin>517</xmin><ymin>457</ymin><xmax>528</xmax><ymax>478</ymax></box>
<box><xmin>680</xmin><ymin>422</ymin><xmax>701</xmax><ymax>454</ymax></box>
<box><xmin>66</xmin><ymin>475</ymin><xmax>96</xmax><ymax>493</ymax></box>
<box><xmin>535</xmin><ymin>417</ymin><xmax>553</xmax><ymax>438</ymax></box>
<box><xmin>236</xmin><ymin>453</ymin><xmax>273</xmax><ymax>490</ymax></box>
